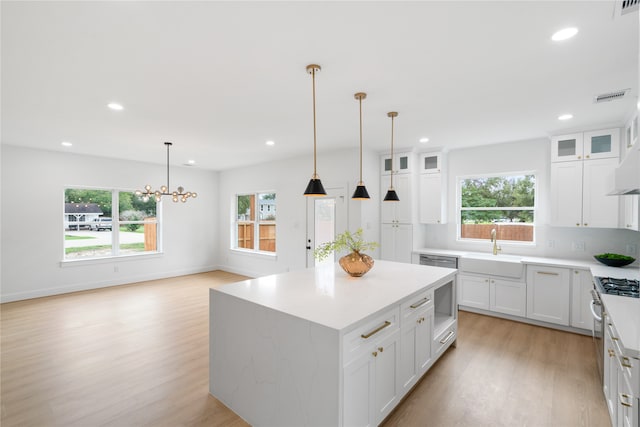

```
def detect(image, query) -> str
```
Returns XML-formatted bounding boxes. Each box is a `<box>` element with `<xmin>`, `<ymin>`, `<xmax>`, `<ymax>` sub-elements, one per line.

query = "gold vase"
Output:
<box><xmin>339</xmin><ymin>251</ymin><xmax>374</xmax><ymax>277</ymax></box>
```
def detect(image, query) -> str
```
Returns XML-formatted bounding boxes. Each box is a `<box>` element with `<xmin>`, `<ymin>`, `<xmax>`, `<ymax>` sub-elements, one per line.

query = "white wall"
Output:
<box><xmin>217</xmin><ymin>148</ymin><xmax>380</xmax><ymax>278</ymax></box>
<box><xmin>0</xmin><ymin>145</ymin><xmax>219</xmax><ymax>302</ymax></box>
<box><xmin>418</xmin><ymin>138</ymin><xmax>640</xmax><ymax>260</ymax></box>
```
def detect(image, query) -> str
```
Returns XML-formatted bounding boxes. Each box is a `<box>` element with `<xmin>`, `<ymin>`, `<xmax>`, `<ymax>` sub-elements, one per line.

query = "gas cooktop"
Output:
<box><xmin>595</xmin><ymin>277</ymin><xmax>640</xmax><ymax>298</ymax></box>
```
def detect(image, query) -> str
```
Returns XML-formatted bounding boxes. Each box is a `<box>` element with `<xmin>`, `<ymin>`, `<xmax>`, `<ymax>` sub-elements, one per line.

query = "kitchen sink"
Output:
<box><xmin>458</xmin><ymin>253</ymin><xmax>524</xmax><ymax>278</ymax></box>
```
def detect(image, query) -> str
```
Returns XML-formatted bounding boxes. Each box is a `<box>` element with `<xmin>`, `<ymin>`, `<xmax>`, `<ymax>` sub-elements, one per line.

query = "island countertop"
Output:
<box><xmin>213</xmin><ymin>260</ymin><xmax>457</xmax><ymax>331</ymax></box>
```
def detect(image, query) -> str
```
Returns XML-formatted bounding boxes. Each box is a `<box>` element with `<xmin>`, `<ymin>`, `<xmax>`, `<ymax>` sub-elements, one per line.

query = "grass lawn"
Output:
<box><xmin>65</xmin><ymin>243</ymin><xmax>145</xmax><ymax>255</ymax></box>
<box><xmin>120</xmin><ymin>226</ymin><xmax>144</xmax><ymax>233</ymax></box>
<box><xmin>65</xmin><ymin>235</ymin><xmax>96</xmax><ymax>240</ymax></box>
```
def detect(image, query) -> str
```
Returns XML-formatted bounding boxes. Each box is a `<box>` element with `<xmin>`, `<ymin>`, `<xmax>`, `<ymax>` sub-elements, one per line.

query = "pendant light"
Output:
<box><xmin>135</xmin><ymin>142</ymin><xmax>198</xmax><ymax>203</ymax></box>
<box><xmin>303</xmin><ymin>64</ymin><xmax>327</xmax><ymax>196</ymax></box>
<box><xmin>352</xmin><ymin>92</ymin><xmax>370</xmax><ymax>200</ymax></box>
<box><xmin>383</xmin><ymin>112</ymin><xmax>400</xmax><ymax>202</ymax></box>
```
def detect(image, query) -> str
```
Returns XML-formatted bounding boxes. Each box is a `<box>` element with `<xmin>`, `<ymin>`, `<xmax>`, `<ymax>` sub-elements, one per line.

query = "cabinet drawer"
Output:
<box><xmin>343</xmin><ymin>307</ymin><xmax>400</xmax><ymax>365</ymax></box>
<box><xmin>432</xmin><ymin>322</ymin><xmax>457</xmax><ymax>359</ymax></box>
<box><xmin>400</xmin><ymin>290</ymin><xmax>434</xmax><ymax>323</ymax></box>
<box><xmin>608</xmin><ymin>321</ymin><xmax>640</xmax><ymax>397</ymax></box>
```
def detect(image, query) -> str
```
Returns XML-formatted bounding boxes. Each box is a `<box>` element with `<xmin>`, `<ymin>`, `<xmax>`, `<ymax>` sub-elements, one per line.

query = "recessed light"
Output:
<box><xmin>266</xmin><ymin>140</ymin><xmax>275</xmax><ymax>146</ymax></box>
<box><xmin>61</xmin><ymin>141</ymin><xmax>72</xmax><ymax>147</ymax></box>
<box><xmin>187</xmin><ymin>160</ymin><xmax>196</xmax><ymax>165</ymax></box>
<box><xmin>558</xmin><ymin>114</ymin><xmax>573</xmax><ymax>121</ymax></box>
<box><xmin>551</xmin><ymin>27</ymin><xmax>578</xmax><ymax>41</ymax></box>
<box><xmin>419</xmin><ymin>137</ymin><xmax>429</xmax><ymax>143</ymax></box>
<box><xmin>107</xmin><ymin>102</ymin><xmax>124</xmax><ymax>111</ymax></box>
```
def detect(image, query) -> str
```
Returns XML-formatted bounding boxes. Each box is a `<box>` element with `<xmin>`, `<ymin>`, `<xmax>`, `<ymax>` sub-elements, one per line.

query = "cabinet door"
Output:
<box><xmin>622</xmin><ymin>194</ymin><xmax>639</xmax><ymax>231</ymax></box>
<box><xmin>419</xmin><ymin>173</ymin><xmax>445</xmax><ymax>224</ymax></box>
<box><xmin>550</xmin><ymin>162</ymin><xmax>583</xmax><ymax>227</ymax></box>
<box><xmin>381</xmin><ymin>155</ymin><xmax>393</xmax><ymax>175</ymax></box>
<box><xmin>380</xmin><ymin>223</ymin><xmax>396</xmax><ymax>262</ymax></box>
<box><xmin>344</xmin><ymin>350</ymin><xmax>375</xmax><ymax>427</ymax></box>
<box><xmin>381</xmin><ymin>174</ymin><xmax>412</xmax><ymax>223</ymax></box>
<box><xmin>570</xmin><ymin>269</ymin><xmax>593</xmax><ymax>329</ymax></box>
<box><xmin>583</xmin><ymin>128</ymin><xmax>620</xmax><ymax>160</ymax></box>
<box><xmin>490</xmin><ymin>279</ymin><xmax>526</xmax><ymax>317</ymax></box>
<box><xmin>617</xmin><ymin>369</ymin><xmax>635</xmax><ymax>427</ymax></box>
<box><xmin>394</xmin><ymin>224</ymin><xmax>413</xmax><ymax>264</ymax></box>
<box><xmin>374</xmin><ymin>329</ymin><xmax>400</xmax><ymax>424</ymax></box>
<box><xmin>552</xmin><ymin>133</ymin><xmax>584</xmax><ymax>162</ymax></box>
<box><xmin>400</xmin><ymin>307</ymin><xmax>432</xmax><ymax>394</ymax></box>
<box><xmin>582</xmin><ymin>158</ymin><xmax>619</xmax><ymax>228</ymax></box>
<box><xmin>526</xmin><ymin>266</ymin><xmax>570</xmax><ymax>326</ymax></box>
<box><xmin>458</xmin><ymin>274</ymin><xmax>490</xmax><ymax>310</ymax></box>
<box><xmin>603</xmin><ymin>326</ymin><xmax>618</xmax><ymax>425</ymax></box>
<box><xmin>419</xmin><ymin>152</ymin><xmax>442</xmax><ymax>174</ymax></box>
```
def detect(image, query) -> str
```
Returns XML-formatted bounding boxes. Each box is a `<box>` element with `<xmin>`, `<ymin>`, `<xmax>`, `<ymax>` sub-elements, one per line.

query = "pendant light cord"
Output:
<box><xmin>359</xmin><ymin>96</ymin><xmax>363</xmax><ymax>183</ymax></box>
<box><xmin>311</xmin><ymin>67</ymin><xmax>318</xmax><ymax>178</ymax></box>
<box><xmin>166</xmin><ymin>142</ymin><xmax>170</xmax><ymax>191</ymax></box>
<box><xmin>390</xmin><ymin>115</ymin><xmax>395</xmax><ymax>189</ymax></box>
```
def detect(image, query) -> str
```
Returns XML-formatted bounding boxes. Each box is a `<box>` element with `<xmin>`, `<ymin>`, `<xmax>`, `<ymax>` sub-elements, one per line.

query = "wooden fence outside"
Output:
<box><xmin>238</xmin><ymin>222</ymin><xmax>276</xmax><ymax>252</ymax></box>
<box><xmin>144</xmin><ymin>217</ymin><xmax>157</xmax><ymax>251</ymax></box>
<box><xmin>461</xmin><ymin>223</ymin><xmax>533</xmax><ymax>242</ymax></box>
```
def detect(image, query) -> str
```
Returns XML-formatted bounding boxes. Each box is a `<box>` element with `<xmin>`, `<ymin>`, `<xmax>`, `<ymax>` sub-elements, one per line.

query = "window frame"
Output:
<box><xmin>232</xmin><ymin>191</ymin><xmax>277</xmax><ymax>256</ymax></box>
<box><xmin>456</xmin><ymin>171</ymin><xmax>537</xmax><ymax>246</ymax></box>
<box><xmin>62</xmin><ymin>186</ymin><xmax>162</xmax><ymax>263</ymax></box>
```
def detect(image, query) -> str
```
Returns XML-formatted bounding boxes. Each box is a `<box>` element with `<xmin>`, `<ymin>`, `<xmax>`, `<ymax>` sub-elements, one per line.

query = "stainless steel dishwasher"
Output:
<box><xmin>419</xmin><ymin>254</ymin><xmax>458</xmax><ymax>269</ymax></box>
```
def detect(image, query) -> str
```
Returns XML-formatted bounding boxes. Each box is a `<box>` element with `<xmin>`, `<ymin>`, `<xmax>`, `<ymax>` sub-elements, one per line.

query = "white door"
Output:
<box><xmin>306</xmin><ymin>187</ymin><xmax>348</xmax><ymax>267</ymax></box>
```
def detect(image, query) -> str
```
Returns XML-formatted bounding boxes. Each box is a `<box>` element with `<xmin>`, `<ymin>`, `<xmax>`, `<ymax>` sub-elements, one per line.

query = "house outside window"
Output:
<box><xmin>458</xmin><ymin>173</ymin><xmax>536</xmax><ymax>243</ymax></box>
<box><xmin>234</xmin><ymin>192</ymin><xmax>276</xmax><ymax>253</ymax></box>
<box><xmin>64</xmin><ymin>188</ymin><xmax>159</xmax><ymax>260</ymax></box>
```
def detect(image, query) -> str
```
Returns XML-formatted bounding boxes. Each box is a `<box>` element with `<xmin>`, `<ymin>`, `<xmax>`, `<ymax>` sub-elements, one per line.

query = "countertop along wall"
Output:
<box><xmin>0</xmin><ymin>145</ymin><xmax>219</xmax><ymax>302</ymax></box>
<box><xmin>419</xmin><ymin>138</ymin><xmax>640</xmax><ymax>260</ymax></box>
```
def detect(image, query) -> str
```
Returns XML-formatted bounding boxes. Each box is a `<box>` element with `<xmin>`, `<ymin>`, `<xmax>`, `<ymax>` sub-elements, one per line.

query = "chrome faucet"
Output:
<box><xmin>490</xmin><ymin>228</ymin><xmax>502</xmax><ymax>255</ymax></box>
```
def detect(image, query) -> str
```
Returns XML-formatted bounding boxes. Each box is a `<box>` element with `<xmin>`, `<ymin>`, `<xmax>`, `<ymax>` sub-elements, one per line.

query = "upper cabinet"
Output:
<box><xmin>418</xmin><ymin>152</ymin><xmax>443</xmax><ymax>174</ymax></box>
<box><xmin>418</xmin><ymin>152</ymin><xmax>447</xmax><ymax>224</ymax></box>
<box><xmin>381</xmin><ymin>152</ymin><xmax>413</xmax><ymax>175</ymax></box>
<box><xmin>551</xmin><ymin>128</ymin><xmax>619</xmax><ymax>163</ymax></box>
<box><xmin>624</xmin><ymin>113</ymin><xmax>638</xmax><ymax>155</ymax></box>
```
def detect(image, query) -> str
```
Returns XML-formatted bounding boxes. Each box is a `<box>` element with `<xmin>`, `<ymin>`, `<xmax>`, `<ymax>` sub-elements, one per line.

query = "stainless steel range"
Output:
<box><xmin>594</xmin><ymin>276</ymin><xmax>640</xmax><ymax>298</ymax></box>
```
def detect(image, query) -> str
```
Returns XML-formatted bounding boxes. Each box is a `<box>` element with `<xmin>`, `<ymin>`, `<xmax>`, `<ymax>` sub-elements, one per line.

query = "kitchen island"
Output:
<box><xmin>209</xmin><ymin>260</ymin><xmax>457</xmax><ymax>427</ymax></box>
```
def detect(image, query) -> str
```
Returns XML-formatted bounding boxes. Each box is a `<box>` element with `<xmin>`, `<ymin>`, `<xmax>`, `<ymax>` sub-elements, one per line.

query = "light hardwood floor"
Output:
<box><xmin>1</xmin><ymin>271</ymin><xmax>610</xmax><ymax>427</ymax></box>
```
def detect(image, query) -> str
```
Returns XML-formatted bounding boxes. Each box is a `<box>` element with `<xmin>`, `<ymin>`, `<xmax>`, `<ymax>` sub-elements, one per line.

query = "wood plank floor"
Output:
<box><xmin>1</xmin><ymin>271</ymin><xmax>610</xmax><ymax>427</ymax></box>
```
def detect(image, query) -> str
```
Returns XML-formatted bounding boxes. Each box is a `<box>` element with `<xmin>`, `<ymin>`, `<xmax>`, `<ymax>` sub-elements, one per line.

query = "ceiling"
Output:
<box><xmin>2</xmin><ymin>1</ymin><xmax>638</xmax><ymax>171</ymax></box>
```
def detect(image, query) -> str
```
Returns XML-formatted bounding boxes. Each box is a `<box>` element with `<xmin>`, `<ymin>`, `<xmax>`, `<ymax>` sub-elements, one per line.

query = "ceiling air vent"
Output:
<box><xmin>594</xmin><ymin>89</ymin><xmax>629</xmax><ymax>103</ymax></box>
<box><xmin>618</xmin><ymin>0</ymin><xmax>639</xmax><ymax>15</ymax></box>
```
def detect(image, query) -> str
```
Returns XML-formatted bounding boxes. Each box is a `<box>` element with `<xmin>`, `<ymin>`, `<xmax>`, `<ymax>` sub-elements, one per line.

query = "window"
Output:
<box><xmin>458</xmin><ymin>174</ymin><xmax>535</xmax><ymax>243</ymax></box>
<box><xmin>234</xmin><ymin>192</ymin><xmax>276</xmax><ymax>253</ymax></box>
<box><xmin>64</xmin><ymin>188</ymin><xmax>159</xmax><ymax>260</ymax></box>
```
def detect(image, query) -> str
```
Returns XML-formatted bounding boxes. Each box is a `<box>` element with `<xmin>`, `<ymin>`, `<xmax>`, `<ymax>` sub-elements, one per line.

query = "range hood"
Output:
<box><xmin>609</xmin><ymin>148</ymin><xmax>640</xmax><ymax>195</ymax></box>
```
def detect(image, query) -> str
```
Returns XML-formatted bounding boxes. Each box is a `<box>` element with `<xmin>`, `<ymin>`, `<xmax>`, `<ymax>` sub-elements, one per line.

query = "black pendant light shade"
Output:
<box><xmin>352</xmin><ymin>184</ymin><xmax>371</xmax><ymax>200</ymax></box>
<box><xmin>303</xmin><ymin>64</ymin><xmax>327</xmax><ymax>197</ymax></box>
<box><xmin>304</xmin><ymin>177</ymin><xmax>327</xmax><ymax>196</ymax></box>
<box><xmin>383</xmin><ymin>188</ymin><xmax>400</xmax><ymax>201</ymax></box>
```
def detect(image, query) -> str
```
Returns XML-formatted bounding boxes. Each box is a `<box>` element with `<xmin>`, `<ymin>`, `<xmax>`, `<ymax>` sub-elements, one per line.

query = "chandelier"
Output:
<box><xmin>136</xmin><ymin>142</ymin><xmax>198</xmax><ymax>203</ymax></box>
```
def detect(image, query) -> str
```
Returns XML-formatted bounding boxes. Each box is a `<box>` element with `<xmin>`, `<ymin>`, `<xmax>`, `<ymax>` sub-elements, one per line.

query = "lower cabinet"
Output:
<box><xmin>459</xmin><ymin>273</ymin><xmax>525</xmax><ymax>316</ymax></box>
<box><xmin>381</xmin><ymin>223</ymin><xmax>413</xmax><ymax>263</ymax></box>
<box><xmin>399</xmin><ymin>292</ymin><xmax>434</xmax><ymax>394</ymax></box>
<box><xmin>526</xmin><ymin>266</ymin><xmax>570</xmax><ymax>326</ymax></box>
<box><xmin>570</xmin><ymin>269</ymin><xmax>593</xmax><ymax>329</ymax></box>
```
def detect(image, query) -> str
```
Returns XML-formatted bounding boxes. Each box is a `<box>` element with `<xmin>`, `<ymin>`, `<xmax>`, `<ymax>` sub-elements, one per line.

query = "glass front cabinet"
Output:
<box><xmin>551</xmin><ymin>128</ymin><xmax>620</xmax><ymax>162</ymax></box>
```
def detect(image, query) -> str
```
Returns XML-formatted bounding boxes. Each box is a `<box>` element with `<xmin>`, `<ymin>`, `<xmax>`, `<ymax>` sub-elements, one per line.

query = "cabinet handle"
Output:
<box><xmin>410</xmin><ymin>298</ymin><xmax>430</xmax><ymax>309</ymax></box>
<box><xmin>536</xmin><ymin>271</ymin><xmax>559</xmax><ymax>276</ymax></box>
<box><xmin>372</xmin><ymin>351</ymin><xmax>378</xmax><ymax>357</ymax></box>
<box><xmin>378</xmin><ymin>347</ymin><xmax>384</xmax><ymax>353</ymax></box>
<box><xmin>583</xmin><ymin>223</ymin><xmax>588</xmax><ymax>226</ymax></box>
<box><xmin>439</xmin><ymin>331</ymin><xmax>455</xmax><ymax>344</ymax></box>
<box><xmin>620</xmin><ymin>393</ymin><xmax>633</xmax><ymax>408</ymax></box>
<box><xmin>586</xmin><ymin>155</ymin><xmax>590</xmax><ymax>159</ymax></box>
<box><xmin>621</xmin><ymin>357</ymin><xmax>632</xmax><ymax>368</ymax></box>
<box><xmin>608</xmin><ymin>349</ymin><xmax>615</xmax><ymax>357</ymax></box>
<box><xmin>576</xmin><ymin>223</ymin><xmax>580</xmax><ymax>227</ymax></box>
<box><xmin>361</xmin><ymin>321</ymin><xmax>391</xmax><ymax>339</ymax></box>
<box><xmin>578</xmin><ymin>155</ymin><xmax>582</xmax><ymax>159</ymax></box>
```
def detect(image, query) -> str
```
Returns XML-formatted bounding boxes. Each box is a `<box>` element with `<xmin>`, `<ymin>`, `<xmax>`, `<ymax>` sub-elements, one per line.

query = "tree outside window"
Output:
<box><xmin>459</xmin><ymin>174</ymin><xmax>535</xmax><ymax>243</ymax></box>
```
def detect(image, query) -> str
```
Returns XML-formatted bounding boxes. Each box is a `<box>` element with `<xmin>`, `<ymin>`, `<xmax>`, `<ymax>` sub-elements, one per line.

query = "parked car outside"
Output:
<box><xmin>91</xmin><ymin>217</ymin><xmax>112</xmax><ymax>231</ymax></box>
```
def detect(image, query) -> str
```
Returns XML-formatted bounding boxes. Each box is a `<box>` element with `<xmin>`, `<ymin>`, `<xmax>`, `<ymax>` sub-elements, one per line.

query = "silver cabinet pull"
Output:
<box><xmin>439</xmin><ymin>330</ymin><xmax>455</xmax><ymax>344</ymax></box>
<box><xmin>537</xmin><ymin>271</ymin><xmax>559</xmax><ymax>276</ymax></box>
<box><xmin>410</xmin><ymin>298</ymin><xmax>430</xmax><ymax>309</ymax></box>
<box><xmin>361</xmin><ymin>321</ymin><xmax>391</xmax><ymax>339</ymax></box>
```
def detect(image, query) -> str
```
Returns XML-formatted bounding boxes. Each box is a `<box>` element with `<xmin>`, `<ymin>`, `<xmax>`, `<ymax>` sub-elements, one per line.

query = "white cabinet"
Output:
<box><xmin>570</xmin><ymin>269</ymin><xmax>593</xmax><ymax>330</ymax></box>
<box><xmin>621</xmin><ymin>195</ymin><xmax>639</xmax><ymax>231</ymax></box>
<box><xmin>381</xmin><ymin>223</ymin><xmax>413</xmax><ymax>263</ymax></box>
<box><xmin>624</xmin><ymin>114</ymin><xmax>638</xmax><ymax>154</ymax></box>
<box><xmin>551</xmin><ymin>128</ymin><xmax>620</xmax><ymax>162</ymax></box>
<box><xmin>550</xmin><ymin>157</ymin><xmax>619</xmax><ymax>228</ymax></box>
<box><xmin>526</xmin><ymin>266</ymin><xmax>570</xmax><ymax>326</ymax></box>
<box><xmin>381</xmin><ymin>174</ymin><xmax>413</xmax><ymax>224</ymax></box>
<box><xmin>419</xmin><ymin>173</ymin><xmax>446</xmax><ymax>224</ymax></box>
<box><xmin>343</xmin><ymin>309</ymin><xmax>401</xmax><ymax>427</ymax></box>
<box><xmin>418</xmin><ymin>152</ymin><xmax>443</xmax><ymax>174</ymax></box>
<box><xmin>459</xmin><ymin>273</ymin><xmax>525</xmax><ymax>316</ymax></box>
<box><xmin>399</xmin><ymin>292</ymin><xmax>433</xmax><ymax>396</ymax></box>
<box><xmin>604</xmin><ymin>316</ymin><xmax>619</xmax><ymax>426</ymax></box>
<box><xmin>381</xmin><ymin>152</ymin><xmax>413</xmax><ymax>175</ymax></box>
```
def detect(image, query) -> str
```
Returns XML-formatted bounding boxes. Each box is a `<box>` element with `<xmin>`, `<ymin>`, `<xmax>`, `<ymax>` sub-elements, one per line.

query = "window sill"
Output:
<box><xmin>230</xmin><ymin>248</ymin><xmax>277</xmax><ymax>260</ymax></box>
<box><xmin>456</xmin><ymin>238</ymin><xmax>536</xmax><ymax>247</ymax></box>
<box><xmin>60</xmin><ymin>252</ymin><xmax>163</xmax><ymax>267</ymax></box>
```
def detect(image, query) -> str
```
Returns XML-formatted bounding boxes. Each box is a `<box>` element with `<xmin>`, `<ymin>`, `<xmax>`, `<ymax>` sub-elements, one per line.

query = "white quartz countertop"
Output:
<box><xmin>213</xmin><ymin>260</ymin><xmax>456</xmax><ymax>332</ymax></box>
<box><xmin>601</xmin><ymin>294</ymin><xmax>640</xmax><ymax>359</ymax></box>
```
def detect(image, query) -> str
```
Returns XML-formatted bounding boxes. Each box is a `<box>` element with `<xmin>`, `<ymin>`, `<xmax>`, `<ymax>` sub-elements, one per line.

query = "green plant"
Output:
<box><xmin>314</xmin><ymin>228</ymin><xmax>378</xmax><ymax>261</ymax></box>
<box><xmin>595</xmin><ymin>253</ymin><xmax>635</xmax><ymax>261</ymax></box>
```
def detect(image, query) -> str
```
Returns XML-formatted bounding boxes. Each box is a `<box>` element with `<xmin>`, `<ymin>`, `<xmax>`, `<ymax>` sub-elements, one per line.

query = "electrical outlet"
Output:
<box><xmin>547</xmin><ymin>240</ymin><xmax>555</xmax><ymax>248</ymax></box>
<box><xmin>114</xmin><ymin>265</ymin><xmax>119</xmax><ymax>273</ymax></box>
<box><xmin>572</xmin><ymin>241</ymin><xmax>585</xmax><ymax>251</ymax></box>
<box><xmin>627</xmin><ymin>244</ymin><xmax>637</xmax><ymax>255</ymax></box>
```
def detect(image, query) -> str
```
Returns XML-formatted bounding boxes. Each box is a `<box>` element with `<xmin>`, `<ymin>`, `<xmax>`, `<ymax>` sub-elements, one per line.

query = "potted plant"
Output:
<box><xmin>314</xmin><ymin>228</ymin><xmax>379</xmax><ymax>277</ymax></box>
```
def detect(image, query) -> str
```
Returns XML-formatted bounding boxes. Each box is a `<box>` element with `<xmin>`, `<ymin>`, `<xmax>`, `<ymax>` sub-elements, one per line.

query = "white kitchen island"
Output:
<box><xmin>209</xmin><ymin>260</ymin><xmax>457</xmax><ymax>427</ymax></box>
